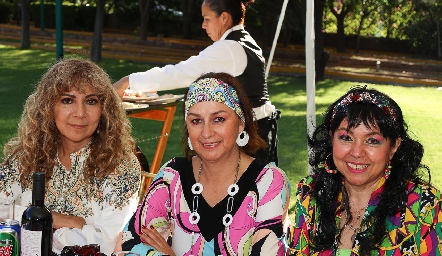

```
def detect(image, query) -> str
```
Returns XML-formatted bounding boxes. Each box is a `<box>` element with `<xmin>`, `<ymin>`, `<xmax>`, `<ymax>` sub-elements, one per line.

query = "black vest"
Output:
<box><xmin>225</xmin><ymin>29</ymin><xmax>269</xmax><ymax>108</ymax></box>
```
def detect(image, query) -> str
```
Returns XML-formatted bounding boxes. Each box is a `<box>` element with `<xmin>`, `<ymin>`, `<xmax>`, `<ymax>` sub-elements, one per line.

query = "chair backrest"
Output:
<box><xmin>135</xmin><ymin>145</ymin><xmax>154</xmax><ymax>203</ymax></box>
<box><xmin>135</xmin><ymin>145</ymin><xmax>149</xmax><ymax>172</ymax></box>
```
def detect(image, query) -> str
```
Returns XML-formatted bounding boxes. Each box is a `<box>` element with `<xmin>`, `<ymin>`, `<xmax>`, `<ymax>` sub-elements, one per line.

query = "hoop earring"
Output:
<box><xmin>188</xmin><ymin>137</ymin><xmax>194</xmax><ymax>151</ymax></box>
<box><xmin>236</xmin><ymin>131</ymin><xmax>249</xmax><ymax>147</ymax></box>
<box><xmin>324</xmin><ymin>153</ymin><xmax>337</xmax><ymax>174</ymax></box>
<box><xmin>384</xmin><ymin>161</ymin><xmax>392</xmax><ymax>179</ymax></box>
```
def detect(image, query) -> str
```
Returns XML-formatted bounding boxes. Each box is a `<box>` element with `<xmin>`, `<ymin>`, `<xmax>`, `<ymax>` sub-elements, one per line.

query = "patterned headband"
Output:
<box><xmin>331</xmin><ymin>91</ymin><xmax>398</xmax><ymax>125</ymax></box>
<box><xmin>185</xmin><ymin>78</ymin><xmax>245</xmax><ymax>122</ymax></box>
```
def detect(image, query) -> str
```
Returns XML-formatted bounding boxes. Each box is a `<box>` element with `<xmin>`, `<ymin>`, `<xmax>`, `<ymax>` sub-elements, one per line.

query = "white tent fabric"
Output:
<box><xmin>266</xmin><ymin>0</ymin><xmax>316</xmax><ymax>172</ymax></box>
<box><xmin>265</xmin><ymin>0</ymin><xmax>289</xmax><ymax>79</ymax></box>
<box><xmin>305</xmin><ymin>0</ymin><xmax>316</xmax><ymax>173</ymax></box>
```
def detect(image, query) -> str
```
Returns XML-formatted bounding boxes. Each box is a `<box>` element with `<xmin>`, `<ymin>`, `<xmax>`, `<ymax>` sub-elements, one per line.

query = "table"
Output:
<box><xmin>126</xmin><ymin>100</ymin><xmax>182</xmax><ymax>201</ymax></box>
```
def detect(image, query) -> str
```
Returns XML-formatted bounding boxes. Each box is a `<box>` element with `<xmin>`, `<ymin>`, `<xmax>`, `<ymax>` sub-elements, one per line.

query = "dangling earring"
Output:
<box><xmin>188</xmin><ymin>137</ymin><xmax>194</xmax><ymax>151</ymax></box>
<box><xmin>324</xmin><ymin>153</ymin><xmax>337</xmax><ymax>174</ymax></box>
<box><xmin>236</xmin><ymin>131</ymin><xmax>249</xmax><ymax>147</ymax></box>
<box><xmin>384</xmin><ymin>161</ymin><xmax>392</xmax><ymax>179</ymax></box>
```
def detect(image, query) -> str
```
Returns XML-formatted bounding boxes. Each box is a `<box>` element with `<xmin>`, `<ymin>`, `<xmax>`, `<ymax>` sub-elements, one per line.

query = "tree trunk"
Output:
<box><xmin>139</xmin><ymin>0</ymin><xmax>152</xmax><ymax>41</ymax></box>
<box><xmin>91</xmin><ymin>0</ymin><xmax>105</xmax><ymax>62</ymax></box>
<box><xmin>385</xmin><ymin>11</ymin><xmax>392</xmax><ymax>39</ymax></box>
<box><xmin>182</xmin><ymin>0</ymin><xmax>195</xmax><ymax>39</ymax></box>
<box><xmin>20</xmin><ymin>0</ymin><xmax>30</xmax><ymax>49</ymax></box>
<box><xmin>355</xmin><ymin>15</ymin><xmax>367</xmax><ymax>54</ymax></box>
<box><xmin>261</xmin><ymin>15</ymin><xmax>270</xmax><ymax>52</ymax></box>
<box><xmin>315</xmin><ymin>0</ymin><xmax>328</xmax><ymax>81</ymax></box>
<box><xmin>283</xmin><ymin>25</ymin><xmax>291</xmax><ymax>48</ymax></box>
<box><xmin>438</xmin><ymin>14</ymin><xmax>441</xmax><ymax>59</ymax></box>
<box><xmin>328</xmin><ymin>0</ymin><xmax>355</xmax><ymax>53</ymax></box>
<box><xmin>355</xmin><ymin>34</ymin><xmax>361</xmax><ymax>54</ymax></box>
<box><xmin>336</xmin><ymin>14</ymin><xmax>346</xmax><ymax>52</ymax></box>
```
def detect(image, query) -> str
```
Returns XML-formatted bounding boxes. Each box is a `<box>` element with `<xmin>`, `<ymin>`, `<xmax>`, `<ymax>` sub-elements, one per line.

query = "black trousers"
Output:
<box><xmin>253</xmin><ymin>110</ymin><xmax>281</xmax><ymax>166</ymax></box>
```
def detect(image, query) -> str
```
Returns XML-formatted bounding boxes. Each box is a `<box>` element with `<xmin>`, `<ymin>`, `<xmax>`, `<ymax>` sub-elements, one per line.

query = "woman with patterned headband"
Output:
<box><xmin>113</xmin><ymin>0</ymin><xmax>281</xmax><ymax>165</ymax></box>
<box><xmin>290</xmin><ymin>86</ymin><xmax>442</xmax><ymax>255</ymax></box>
<box><xmin>115</xmin><ymin>72</ymin><xmax>291</xmax><ymax>255</ymax></box>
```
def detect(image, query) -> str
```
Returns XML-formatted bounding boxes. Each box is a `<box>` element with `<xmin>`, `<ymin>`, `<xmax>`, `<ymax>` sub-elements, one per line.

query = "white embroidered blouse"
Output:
<box><xmin>0</xmin><ymin>144</ymin><xmax>141</xmax><ymax>255</ymax></box>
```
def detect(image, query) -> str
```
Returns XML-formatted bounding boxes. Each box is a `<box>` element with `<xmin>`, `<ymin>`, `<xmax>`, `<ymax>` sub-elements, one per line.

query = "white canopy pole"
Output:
<box><xmin>305</xmin><ymin>0</ymin><xmax>316</xmax><ymax>174</ymax></box>
<box><xmin>265</xmin><ymin>0</ymin><xmax>289</xmax><ymax>79</ymax></box>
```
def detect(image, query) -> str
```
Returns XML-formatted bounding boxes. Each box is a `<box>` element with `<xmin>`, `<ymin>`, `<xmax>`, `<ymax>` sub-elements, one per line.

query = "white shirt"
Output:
<box><xmin>0</xmin><ymin>145</ymin><xmax>141</xmax><ymax>255</ymax></box>
<box><xmin>129</xmin><ymin>24</ymin><xmax>275</xmax><ymax>119</ymax></box>
<box><xmin>129</xmin><ymin>25</ymin><xmax>247</xmax><ymax>93</ymax></box>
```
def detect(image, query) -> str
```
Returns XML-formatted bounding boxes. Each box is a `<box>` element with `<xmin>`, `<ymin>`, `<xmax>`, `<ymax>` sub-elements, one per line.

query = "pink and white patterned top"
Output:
<box><xmin>121</xmin><ymin>157</ymin><xmax>291</xmax><ymax>255</ymax></box>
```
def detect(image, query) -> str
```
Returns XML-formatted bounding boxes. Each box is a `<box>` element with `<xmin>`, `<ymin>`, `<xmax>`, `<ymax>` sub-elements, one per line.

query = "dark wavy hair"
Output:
<box><xmin>182</xmin><ymin>72</ymin><xmax>266</xmax><ymax>159</ymax></box>
<box><xmin>307</xmin><ymin>86</ymin><xmax>429</xmax><ymax>255</ymax></box>
<box><xmin>203</xmin><ymin>0</ymin><xmax>254</xmax><ymax>25</ymax></box>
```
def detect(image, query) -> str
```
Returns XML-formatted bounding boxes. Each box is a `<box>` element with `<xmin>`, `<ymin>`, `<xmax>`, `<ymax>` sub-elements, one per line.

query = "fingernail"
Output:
<box><xmin>150</xmin><ymin>225</ymin><xmax>154</xmax><ymax>229</ymax></box>
<box><xmin>141</xmin><ymin>225</ymin><xmax>146</xmax><ymax>229</ymax></box>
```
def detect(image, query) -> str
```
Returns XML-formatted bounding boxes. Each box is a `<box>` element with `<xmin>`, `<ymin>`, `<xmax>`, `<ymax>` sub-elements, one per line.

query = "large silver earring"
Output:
<box><xmin>188</xmin><ymin>137</ymin><xmax>194</xmax><ymax>151</ymax></box>
<box><xmin>236</xmin><ymin>131</ymin><xmax>249</xmax><ymax>147</ymax></box>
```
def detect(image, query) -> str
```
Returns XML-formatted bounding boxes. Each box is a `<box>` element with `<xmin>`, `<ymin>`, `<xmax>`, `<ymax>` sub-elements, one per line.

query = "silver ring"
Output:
<box><xmin>191</xmin><ymin>183</ymin><xmax>203</xmax><ymax>194</ymax></box>
<box><xmin>227</xmin><ymin>184</ymin><xmax>239</xmax><ymax>196</ymax></box>
<box><xmin>222</xmin><ymin>213</ymin><xmax>233</xmax><ymax>226</ymax></box>
<box><xmin>189</xmin><ymin>212</ymin><xmax>200</xmax><ymax>224</ymax></box>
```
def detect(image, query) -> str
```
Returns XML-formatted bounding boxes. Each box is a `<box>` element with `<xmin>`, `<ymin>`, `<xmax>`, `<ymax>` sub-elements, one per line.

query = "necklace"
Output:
<box><xmin>189</xmin><ymin>152</ymin><xmax>241</xmax><ymax>254</ymax></box>
<box><xmin>344</xmin><ymin>223</ymin><xmax>359</xmax><ymax>243</ymax></box>
<box><xmin>342</xmin><ymin>207</ymin><xmax>365</xmax><ymax>243</ymax></box>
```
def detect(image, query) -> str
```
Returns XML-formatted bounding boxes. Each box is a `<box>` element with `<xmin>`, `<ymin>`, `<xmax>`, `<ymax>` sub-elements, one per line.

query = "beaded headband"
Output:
<box><xmin>185</xmin><ymin>78</ymin><xmax>245</xmax><ymax>123</ymax></box>
<box><xmin>331</xmin><ymin>91</ymin><xmax>398</xmax><ymax>125</ymax></box>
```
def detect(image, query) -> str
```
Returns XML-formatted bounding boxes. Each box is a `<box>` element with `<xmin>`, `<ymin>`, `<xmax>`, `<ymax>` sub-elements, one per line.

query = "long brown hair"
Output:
<box><xmin>3</xmin><ymin>58</ymin><xmax>136</xmax><ymax>186</ymax></box>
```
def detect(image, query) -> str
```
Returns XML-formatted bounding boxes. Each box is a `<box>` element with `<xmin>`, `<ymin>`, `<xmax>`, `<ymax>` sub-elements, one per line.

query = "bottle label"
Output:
<box><xmin>21</xmin><ymin>229</ymin><xmax>42</xmax><ymax>256</ymax></box>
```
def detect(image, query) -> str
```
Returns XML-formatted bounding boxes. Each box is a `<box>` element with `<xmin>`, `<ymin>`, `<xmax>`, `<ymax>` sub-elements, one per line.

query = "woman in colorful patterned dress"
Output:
<box><xmin>290</xmin><ymin>86</ymin><xmax>442</xmax><ymax>255</ymax></box>
<box><xmin>0</xmin><ymin>58</ymin><xmax>141</xmax><ymax>255</ymax></box>
<box><xmin>116</xmin><ymin>72</ymin><xmax>291</xmax><ymax>255</ymax></box>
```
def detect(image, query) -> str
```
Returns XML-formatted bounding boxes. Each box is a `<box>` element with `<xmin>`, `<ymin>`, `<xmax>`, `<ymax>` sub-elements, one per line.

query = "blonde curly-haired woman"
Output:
<box><xmin>0</xmin><ymin>58</ymin><xmax>141</xmax><ymax>255</ymax></box>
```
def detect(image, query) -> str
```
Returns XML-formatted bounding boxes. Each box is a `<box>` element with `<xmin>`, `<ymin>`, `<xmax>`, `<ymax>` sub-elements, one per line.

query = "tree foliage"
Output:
<box><xmin>327</xmin><ymin>0</ymin><xmax>357</xmax><ymax>52</ymax></box>
<box><xmin>322</xmin><ymin>0</ymin><xmax>441</xmax><ymax>56</ymax></box>
<box><xmin>15</xmin><ymin>0</ymin><xmax>441</xmax><ymax>60</ymax></box>
<box><xmin>404</xmin><ymin>0</ymin><xmax>442</xmax><ymax>56</ymax></box>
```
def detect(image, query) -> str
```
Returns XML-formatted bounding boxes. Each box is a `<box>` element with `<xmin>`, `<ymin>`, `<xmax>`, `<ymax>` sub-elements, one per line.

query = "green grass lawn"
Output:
<box><xmin>1</xmin><ymin>45</ymin><xmax>441</xmax><ymax>204</ymax></box>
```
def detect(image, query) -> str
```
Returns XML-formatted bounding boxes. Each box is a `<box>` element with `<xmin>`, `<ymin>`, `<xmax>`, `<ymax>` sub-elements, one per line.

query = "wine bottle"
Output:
<box><xmin>21</xmin><ymin>172</ymin><xmax>53</xmax><ymax>255</ymax></box>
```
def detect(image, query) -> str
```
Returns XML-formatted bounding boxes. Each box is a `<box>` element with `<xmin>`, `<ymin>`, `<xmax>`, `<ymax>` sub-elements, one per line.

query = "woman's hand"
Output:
<box><xmin>52</xmin><ymin>211</ymin><xmax>86</xmax><ymax>229</ymax></box>
<box><xmin>139</xmin><ymin>225</ymin><xmax>175</xmax><ymax>256</ymax></box>
<box><xmin>113</xmin><ymin>76</ymin><xmax>130</xmax><ymax>98</ymax></box>
<box><xmin>113</xmin><ymin>232</ymin><xmax>123</xmax><ymax>252</ymax></box>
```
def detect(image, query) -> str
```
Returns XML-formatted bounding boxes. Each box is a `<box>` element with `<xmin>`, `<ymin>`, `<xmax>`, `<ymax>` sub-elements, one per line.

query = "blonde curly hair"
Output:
<box><xmin>3</xmin><ymin>58</ymin><xmax>136</xmax><ymax>186</ymax></box>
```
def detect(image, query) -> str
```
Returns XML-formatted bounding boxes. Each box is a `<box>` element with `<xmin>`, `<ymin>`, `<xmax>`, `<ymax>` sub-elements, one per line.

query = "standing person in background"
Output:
<box><xmin>290</xmin><ymin>86</ymin><xmax>442</xmax><ymax>255</ymax></box>
<box><xmin>0</xmin><ymin>58</ymin><xmax>141</xmax><ymax>255</ymax></box>
<box><xmin>115</xmin><ymin>72</ymin><xmax>291</xmax><ymax>255</ymax></box>
<box><xmin>113</xmin><ymin>0</ymin><xmax>280</xmax><ymax>165</ymax></box>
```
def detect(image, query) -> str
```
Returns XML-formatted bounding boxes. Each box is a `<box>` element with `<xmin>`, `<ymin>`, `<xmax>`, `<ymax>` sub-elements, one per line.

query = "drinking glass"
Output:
<box><xmin>111</xmin><ymin>252</ymin><xmax>140</xmax><ymax>256</ymax></box>
<box><xmin>0</xmin><ymin>200</ymin><xmax>14</xmax><ymax>220</ymax></box>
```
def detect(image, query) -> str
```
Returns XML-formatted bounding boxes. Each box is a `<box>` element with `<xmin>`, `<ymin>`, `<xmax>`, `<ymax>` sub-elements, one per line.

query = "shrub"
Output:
<box><xmin>76</xmin><ymin>5</ymin><xmax>96</xmax><ymax>31</ymax></box>
<box><xmin>0</xmin><ymin>2</ymin><xmax>13</xmax><ymax>24</ymax></box>
<box><xmin>29</xmin><ymin>2</ymin><xmax>93</xmax><ymax>31</ymax></box>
